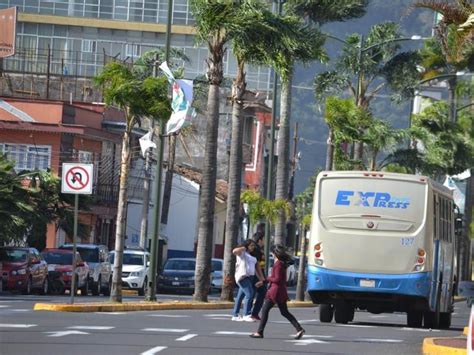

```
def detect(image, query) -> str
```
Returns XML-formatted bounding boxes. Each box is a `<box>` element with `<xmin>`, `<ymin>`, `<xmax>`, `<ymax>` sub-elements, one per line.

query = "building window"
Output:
<box><xmin>125</xmin><ymin>43</ymin><xmax>140</xmax><ymax>57</ymax></box>
<box><xmin>82</xmin><ymin>39</ymin><xmax>96</xmax><ymax>53</ymax></box>
<box><xmin>78</xmin><ymin>150</ymin><xmax>93</xmax><ymax>163</ymax></box>
<box><xmin>0</xmin><ymin>143</ymin><xmax>51</xmax><ymax>172</ymax></box>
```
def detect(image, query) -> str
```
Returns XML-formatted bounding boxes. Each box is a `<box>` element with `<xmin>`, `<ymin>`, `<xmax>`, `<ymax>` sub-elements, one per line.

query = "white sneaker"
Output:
<box><xmin>231</xmin><ymin>316</ymin><xmax>243</xmax><ymax>321</ymax></box>
<box><xmin>242</xmin><ymin>315</ymin><xmax>256</xmax><ymax>322</ymax></box>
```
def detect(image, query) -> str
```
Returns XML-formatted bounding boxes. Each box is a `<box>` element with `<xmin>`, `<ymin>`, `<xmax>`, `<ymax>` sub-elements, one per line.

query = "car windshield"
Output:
<box><xmin>109</xmin><ymin>253</ymin><xmax>143</xmax><ymax>266</ymax></box>
<box><xmin>211</xmin><ymin>260</ymin><xmax>222</xmax><ymax>272</ymax></box>
<box><xmin>76</xmin><ymin>248</ymin><xmax>98</xmax><ymax>263</ymax></box>
<box><xmin>164</xmin><ymin>259</ymin><xmax>195</xmax><ymax>271</ymax></box>
<box><xmin>42</xmin><ymin>252</ymin><xmax>73</xmax><ymax>265</ymax></box>
<box><xmin>0</xmin><ymin>249</ymin><xmax>28</xmax><ymax>262</ymax></box>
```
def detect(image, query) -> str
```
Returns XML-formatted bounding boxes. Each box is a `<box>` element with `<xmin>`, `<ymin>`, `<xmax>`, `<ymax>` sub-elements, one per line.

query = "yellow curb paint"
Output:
<box><xmin>34</xmin><ymin>300</ymin><xmax>315</xmax><ymax>313</ymax></box>
<box><xmin>422</xmin><ymin>338</ymin><xmax>467</xmax><ymax>355</ymax></box>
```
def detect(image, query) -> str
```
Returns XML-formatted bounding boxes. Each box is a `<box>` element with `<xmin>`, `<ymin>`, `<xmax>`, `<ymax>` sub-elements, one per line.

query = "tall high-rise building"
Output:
<box><xmin>0</xmin><ymin>1</ymin><xmax>271</xmax><ymax>90</ymax></box>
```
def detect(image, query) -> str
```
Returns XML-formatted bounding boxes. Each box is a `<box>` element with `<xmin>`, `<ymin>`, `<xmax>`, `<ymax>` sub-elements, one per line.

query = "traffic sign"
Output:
<box><xmin>61</xmin><ymin>163</ymin><xmax>93</xmax><ymax>194</ymax></box>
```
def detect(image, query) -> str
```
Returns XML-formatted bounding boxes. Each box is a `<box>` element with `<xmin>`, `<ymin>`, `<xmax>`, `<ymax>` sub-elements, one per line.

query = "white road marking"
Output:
<box><xmin>0</xmin><ymin>324</ymin><xmax>36</xmax><ymax>328</ymax></box>
<box><xmin>299</xmin><ymin>334</ymin><xmax>333</xmax><ymax>339</ymax></box>
<box><xmin>140</xmin><ymin>346</ymin><xmax>167</xmax><ymax>355</ymax></box>
<box><xmin>94</xmin><ymin>312</ymin><xmax>127</xmax><ymax>315</ymax></box>
<box><xmin>335</xmin><ymin>324</ymin><xmax>375</xmax><ymax>328</ymax></box>
<box><xmin>369</xmin><ymin>315</ymin><xmax>387</xmax><ymax>318</ymax></box>
<box><xmin>0</xmin><ymin>300</ymin><xmax>23</xmax><ymax>303</ymax></box>
<box><xmin>209</xmin><ymin>317</ymin><xmax>230</xmax><ymax>320</ymax></box>
<box><xmin>204</xmin><ymin>314</ymin><xmax>233</xmax><ymax>317</ymax></box>
<box><xmin>45</xmin><ymin>330</ymin><xmax>89</xmax><ymax>337</ymax></box>
<box><xmin>10</xmin><ymin>309</ymin><xmax>29</xmax><ymax>312</ymax></box>
<box><xmin>68</xmin><ymin>326</ymin><xmax>114</xmax><ymax>330</ymax></box>
<box><xmin>143</xmin><ymin>328</ymin><xmax>189</xmax><ymax>333</ymax></box>
<box><xmin>175</xmin><ymin>334</ymin><xmax>198</xmax><ymax>341</ymax></box>
<box><xmin>400</xmin><ymin>327</ymin><xmax>440</xmax><ymax>332</ymax></box>
<box><xmin>149</xmin><ymin>314</ymin><xmax>190</xmax><ymax>318</ymax></box>
<box><xmin>286</xmin><ymin>339</ymin><xmax>330</xmax><ymax>345</ymax></box>
<box><xmin>0</xmin><ymin>305</ymin><xmax>9</xmax><ymax>308</ymax></box>
<box><xmin>358</xmin><ymin>338</ymin><xmax>403</xmax><ymax>343</ymax></box>
<box><xmin>215</xmin><ymin>331</ymin><xmax>252</xmax><ymax>336</ymax></box>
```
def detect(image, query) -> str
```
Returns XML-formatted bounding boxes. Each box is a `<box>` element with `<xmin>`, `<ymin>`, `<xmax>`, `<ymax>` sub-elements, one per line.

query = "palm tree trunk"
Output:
<box><xmin>139</xmin><ymin>123</ymin><xmax>153</xmax><ymax>249</ymax></box>
<box><xmin>194</xmin><ymin>83</ymin><xmax>220</xmax><ymax>302</ymax></box>
<box><xmin>274</xmin><ymin>72</ymin><xmax>292</xmax><ymax>246</ymax></box>
<box><xmin>325</xmin><ymin>129</ymin><xmax>334</xmax><ymax>171</ymax></box>
<box><xmin>221</xmin><ymin>62</ymin><xmax>246</xmax><ymax>302</ymax></box>
<box><xmin>111</xmin><ymin>128</ymin><xmax>131</xmax><ymax>303</ymax></box>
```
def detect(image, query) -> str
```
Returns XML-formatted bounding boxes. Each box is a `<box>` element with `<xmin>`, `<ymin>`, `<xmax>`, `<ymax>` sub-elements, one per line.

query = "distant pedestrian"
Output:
<box><xmin>250</xmin><ymin>244</ymin><xmax>305</xmax><ymax>339</ymax></box>
<box><xmin>231</xmin><ymin>239</ymin><xmax>264</xmax><ymax>322</ymax></box>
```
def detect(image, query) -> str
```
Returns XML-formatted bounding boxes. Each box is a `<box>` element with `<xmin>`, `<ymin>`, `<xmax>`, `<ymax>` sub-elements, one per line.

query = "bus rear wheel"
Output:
<box><xmin>439</xmin><ymin>312</ymin><xmax>451</xmax><ymax>329</ymax></box>
<box><xmin>319</xmin><ymin>304</ymin><xmax>334</xmax><ymax>323</ymax></box>
<box><xmin>407</xmin><ymin>310</ymin><xmax>423</xmax><ymax>328</ymax></box>
<box><xmin>334</xmin><ymin>303</ymin><xmax>352</xmax><ymax>324</ymax></box>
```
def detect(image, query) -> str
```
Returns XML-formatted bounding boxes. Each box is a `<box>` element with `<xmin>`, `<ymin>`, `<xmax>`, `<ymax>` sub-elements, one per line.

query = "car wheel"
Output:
<box><xmin>80</xmin><ymin>278</ymin><xmax>89</xmax><ymax>296</ymax></box>
<box><xmin>92</xmin><ymin>277</ymin><xmax>101</xmax><ymax>296</ymax></box>
<box><xmin>22</xmin><ymin>276</ymin><xmax>32</xmax><ymax>295</ymax></box>
<box><xmin>103</xmin><ymin>277</ymin><xmax>111</xmax><ymax>296</ymax></box>
<box><xmin>40</xmin><ymin>277</ymin><xmax>49</xmax><ymax>295</ymax></box>
<box><xmin>138</xmin><ymin>277</ymin><xmax>148</xmax><ymax>296</ymax></box>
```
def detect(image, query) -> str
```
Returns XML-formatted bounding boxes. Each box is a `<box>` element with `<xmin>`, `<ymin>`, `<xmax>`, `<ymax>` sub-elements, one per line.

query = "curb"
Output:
<box><xmin>422</xmin><ymin>337</ymin><xmax>467</xmax><ymax>355</ymax></box>
<box><xmin>33</xmin><ymin>300</ymin><xmax>315</xmax><ymax>313</ymax></box>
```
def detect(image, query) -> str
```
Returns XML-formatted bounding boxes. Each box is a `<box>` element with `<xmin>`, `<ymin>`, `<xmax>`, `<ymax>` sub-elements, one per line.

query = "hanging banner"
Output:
<box><xmin>0</xmin><ymin>7</ymin><xmax>17</xmax><ymax>58</ymax></box>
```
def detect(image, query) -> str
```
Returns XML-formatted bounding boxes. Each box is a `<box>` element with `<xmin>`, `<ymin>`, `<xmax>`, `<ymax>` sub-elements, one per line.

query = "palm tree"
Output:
<box><xmin>413</xmin><ymin>0</ymin><xmax>474</xmax><ymax>122</ymax></box>
<box><xmin>270</xmin><ymin>0</ymin><xmax>369</xmax><ymax>245</ymax></box>
<box><xmin>221</xmin><ymin>1</ymin><xmax>306</xmax><ymax>302</ymax></box>
<box><xmin>190</xmin><ymin>0</ymin><xmax>248</xmax><ymax>302</ymax></box>
<box><xmin>94</xmin><ymin>61</ymin><xmax>170</xmax><ymax>303</ymax></box>
<box><xmin>314</xmin><ymin>22</ymin><xmax>422</xmax><ymax>169</ymax></box>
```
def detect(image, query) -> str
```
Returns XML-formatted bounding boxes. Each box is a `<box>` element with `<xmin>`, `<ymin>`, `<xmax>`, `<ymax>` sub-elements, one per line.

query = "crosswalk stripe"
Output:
<box><xmin>175</xmin><ymin>334</ymin><xmax>198</xmax><ymax>341</ymax></box>
<box><xmin>68</xmin><ymin>326</ymin><xmax>114</xmax><ymax>330</ymax></box>
<box><xmin>143</xmin><ymin>328</ymin><xmax>189</xmax><ymax>333</ymax></box>
<box><xmin>0</xmin><ymin>324</ymin><xmax>36</xmax><ymax>328</ymax></box>
<box><xmin>141</xmin><ymin>346</ymin><xmax>167</xmax><ymax>355</ymax></box>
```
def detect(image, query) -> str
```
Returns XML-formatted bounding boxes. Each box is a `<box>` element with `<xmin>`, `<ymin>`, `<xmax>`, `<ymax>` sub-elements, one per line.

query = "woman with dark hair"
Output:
<box><xmin>250</xmin><ymin>244</ymin><xmax>305</xmax><ymax>339</ymax></box>
<box><xmin>231</xmin><ymin>239</ymin><xmax>264</xmax><ymax>321</ymax></box>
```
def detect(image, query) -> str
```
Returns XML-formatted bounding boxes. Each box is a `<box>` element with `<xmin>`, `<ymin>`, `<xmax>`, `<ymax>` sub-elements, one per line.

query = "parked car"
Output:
<box><xmin>269</xmin><ymin>256</ymin><xmax>296</xmax><ymax>286</ymax></box>
<box><xmin>158</xmin><ymin>258</ymin><xmax>197</xmax><ymax>294</ymax></box>
<box><xmin>41</xmin><ymin>249</ymin><xmax>90</xmax><ymax>295</ymax></box>
<box><xmin>211</xmin><ymin>258</ymin><xmax>223</xmax><ymax>292</ymax></box>
<box><xmin>60</xmin><ymin>244</ymin><xmax>112</xmax><ymax>296</ymax></box>
<box><xmin>109</xmin><ymin>249</ymin><xmax>150</xmax><ymax>296</ymax></box>
<box><xmin>0</xmin><ymin>247</ymin><xmax>48</xmax><ymax>295</ymax></box>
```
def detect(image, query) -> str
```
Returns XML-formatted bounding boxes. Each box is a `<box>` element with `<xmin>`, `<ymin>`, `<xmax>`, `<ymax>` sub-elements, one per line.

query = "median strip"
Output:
<box><xmin>33</xmin><ymin>300</ymin><xmax>314</xmax><ymax>312</ymax></box>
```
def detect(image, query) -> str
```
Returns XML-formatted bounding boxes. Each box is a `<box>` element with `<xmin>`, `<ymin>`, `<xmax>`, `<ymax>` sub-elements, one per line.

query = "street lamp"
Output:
<box><xmin>147</xmin><ymin>0</ymin><xmax>173</xmax><ymax>302</ymax></box>
<box><xmin>264</xmin><ymin>0</ymin><xmax>285</xmax><ymax>277</ymax></box>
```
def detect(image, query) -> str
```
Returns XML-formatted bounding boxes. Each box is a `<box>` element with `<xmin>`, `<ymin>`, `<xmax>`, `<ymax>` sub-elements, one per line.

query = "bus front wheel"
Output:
<box><xmin>439</xmin><ymin>312</ymin><xmax>451</xmax><ymax>329</ymax></box>
<box><xmin>319</xmin><ymin>304</ymin><xmax>334</xmax><ymax>323</ymax></box>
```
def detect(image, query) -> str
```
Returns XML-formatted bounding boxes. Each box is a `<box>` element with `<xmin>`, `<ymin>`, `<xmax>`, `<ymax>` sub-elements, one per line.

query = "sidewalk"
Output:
<box><xmin>422</xmin><ymin>327</ymin><xmax>468</xmax><ymax>355</ymax></box>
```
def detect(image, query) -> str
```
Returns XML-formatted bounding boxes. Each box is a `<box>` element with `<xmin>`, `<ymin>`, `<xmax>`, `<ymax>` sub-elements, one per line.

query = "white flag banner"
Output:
<box><xmin>443</xmin><ymin>175</ymin><xmax>466</xmax><ymax>213</ymax></box>
<box><xmin>452</xmin><ymin>169</ymin><xmax>471</xmax><ymax>180</ymax></box>
<box><xmin>139</xmin><ymin>132</ymin><xmax>157</xmax><ymax>157</ymax></box>
<box><xmin>159</xmin><ymin>61</ymin><xmax>175</xmax><ymax>83</ymax></box>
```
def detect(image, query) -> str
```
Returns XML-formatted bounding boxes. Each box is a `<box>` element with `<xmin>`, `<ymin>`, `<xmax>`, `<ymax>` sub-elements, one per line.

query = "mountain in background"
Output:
<box><xmin>292</xmin><ymin>0</ymin><xmax>434</xmax><ymax>194</ymax></box>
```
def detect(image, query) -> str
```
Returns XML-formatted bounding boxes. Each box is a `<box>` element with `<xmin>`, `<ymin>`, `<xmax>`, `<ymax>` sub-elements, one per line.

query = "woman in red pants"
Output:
<box><xmin>250</xmin><ymin>244</ymin><xmax>305</xmax><ymax>339</ymax></box>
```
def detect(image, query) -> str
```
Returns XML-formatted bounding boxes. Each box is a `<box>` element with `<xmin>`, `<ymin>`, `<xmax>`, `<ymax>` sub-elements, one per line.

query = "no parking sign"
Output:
<box><xmin>61</xmin><ymin>163</ymin><xmax>93</xmax><ymax>194</ymax></box>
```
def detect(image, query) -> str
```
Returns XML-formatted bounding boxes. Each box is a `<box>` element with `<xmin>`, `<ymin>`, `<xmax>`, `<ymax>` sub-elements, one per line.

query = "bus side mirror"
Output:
<box><xmin>455</xmin><ymin>218</ymin><xmax>463</xmax><ymax>232</ymax></box>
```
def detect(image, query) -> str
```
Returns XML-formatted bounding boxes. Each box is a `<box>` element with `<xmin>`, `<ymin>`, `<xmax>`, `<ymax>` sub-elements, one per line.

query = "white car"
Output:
<box><xmin>210</xmin><ymin>258</ymin><xmax>223</xmax><ymax>292</ymax></box>
<box><xmin>109</xmin><ymin>249</ymin><xmax>150</xmax><ymax>296</ymax></box>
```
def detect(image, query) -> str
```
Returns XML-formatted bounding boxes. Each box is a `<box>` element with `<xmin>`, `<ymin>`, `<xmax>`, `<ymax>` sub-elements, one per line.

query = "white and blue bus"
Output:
<box><xmin>307</xmin><ymin>171</ymin><xmax>457</xmax><ymax>329</ymax></box>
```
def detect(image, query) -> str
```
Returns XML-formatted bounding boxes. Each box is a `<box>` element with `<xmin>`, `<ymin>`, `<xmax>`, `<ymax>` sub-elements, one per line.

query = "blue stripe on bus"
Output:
<box><xmin>307</xmin><ymin>265</ymin><xmax>431</xmax><ymax>298</ymax></box>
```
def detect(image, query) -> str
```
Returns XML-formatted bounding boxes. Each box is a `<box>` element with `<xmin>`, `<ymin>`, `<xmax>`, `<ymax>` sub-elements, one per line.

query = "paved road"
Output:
<box><xmin>0</xmin><ymin>293</ymin><xmax>469</xmax><ymax>355</ymax></box>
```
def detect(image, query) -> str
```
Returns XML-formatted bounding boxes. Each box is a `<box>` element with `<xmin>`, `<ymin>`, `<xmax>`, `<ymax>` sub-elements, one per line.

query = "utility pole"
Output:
<box><xmin>147</xmin><ymin>0</ymin><xmax>173</xmax><ymax>302</ymax></box>
<box><xmin>264</xmin><ymin>0</ymin><xmax>284</xmax><ymax>277</ymax></box>
<box><xmin>288</xmin><ymin>122</ymin><xmax>298</xmax><ymax>252</ymax></box>
<box><xmin>139</xmin><ymin>120</ymin><xmax>154</xmax><ymax>250</ymax></box>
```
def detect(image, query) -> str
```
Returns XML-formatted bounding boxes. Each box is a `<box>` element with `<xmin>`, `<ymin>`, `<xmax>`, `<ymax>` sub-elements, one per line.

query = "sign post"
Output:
<box><xmin>61</xmin><ymin>163</ymin><xmax>93</xmax><ymax>304</ymax></box>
